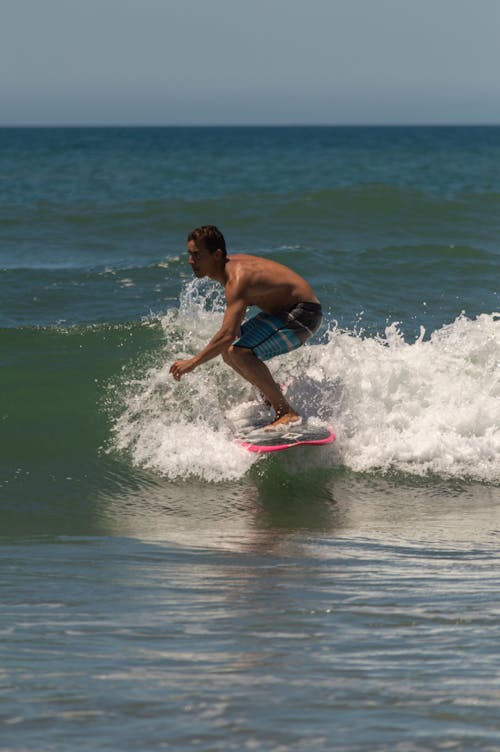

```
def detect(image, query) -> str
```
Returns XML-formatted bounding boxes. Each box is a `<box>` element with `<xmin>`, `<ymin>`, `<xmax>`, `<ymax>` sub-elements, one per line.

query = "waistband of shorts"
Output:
<box><xmin>287</xmin><ymin>301</ymin><xmax>322</xmax><ymax>313</ymax></box>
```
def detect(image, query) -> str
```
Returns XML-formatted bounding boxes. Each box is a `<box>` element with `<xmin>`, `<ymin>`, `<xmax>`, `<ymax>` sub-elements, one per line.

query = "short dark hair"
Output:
<box><xmin>187</xmin><ymin>225</ymin><xmax>227</xmax><ymax>257</ymax></box>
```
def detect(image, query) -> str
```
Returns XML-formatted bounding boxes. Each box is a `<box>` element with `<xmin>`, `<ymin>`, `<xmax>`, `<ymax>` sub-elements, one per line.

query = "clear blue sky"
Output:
<box><xmin>1</xmin><ymin>0</ymin><xmax>499</xmax><ymax>125</ymax></box>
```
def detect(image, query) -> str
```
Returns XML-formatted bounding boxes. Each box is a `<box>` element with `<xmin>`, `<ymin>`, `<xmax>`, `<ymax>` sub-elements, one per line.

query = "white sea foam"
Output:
<box><xmin>110</xmin><ymin>280</ymin><xmax>500</xmax><ymax>483</ymax></box>
<box><xmin>324</xmin><ymin>312</ymin><xmax>500</xmax><ymax>482</ymax></box>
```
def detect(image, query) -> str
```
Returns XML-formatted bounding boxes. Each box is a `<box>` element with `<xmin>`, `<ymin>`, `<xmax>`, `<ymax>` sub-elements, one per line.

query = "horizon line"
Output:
<box><xmin>1</xmin><ymin>121</ymin><xmax>500</xmax><ymax>129</ymax></box>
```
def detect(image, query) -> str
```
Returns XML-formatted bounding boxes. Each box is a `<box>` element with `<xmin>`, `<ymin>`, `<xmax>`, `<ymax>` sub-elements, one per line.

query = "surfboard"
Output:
<box><xmin>235</xmin><ymin>421</ymin><xmax>335</xmax><ymax>453</ymax></box>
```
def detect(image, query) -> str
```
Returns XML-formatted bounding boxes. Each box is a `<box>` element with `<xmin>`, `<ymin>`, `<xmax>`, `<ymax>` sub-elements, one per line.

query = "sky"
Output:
<box><xmin>1</xmin><ymin>0</ymin><xmax>499</xmax><ymax>126</ymax></box>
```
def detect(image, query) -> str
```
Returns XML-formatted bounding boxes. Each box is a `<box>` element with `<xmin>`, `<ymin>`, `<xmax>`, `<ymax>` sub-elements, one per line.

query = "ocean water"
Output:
<box><xmin>1</xmin><ymin>126</ymin><xmax>500</xmax><ymax>751</ymax></box>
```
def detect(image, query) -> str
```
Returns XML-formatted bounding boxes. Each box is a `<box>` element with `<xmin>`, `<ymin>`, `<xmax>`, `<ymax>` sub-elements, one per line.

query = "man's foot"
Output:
<box><xmin>264</xmin><ymin>413</ymin><xmax>302</xmax><ymax>432</ymax></box>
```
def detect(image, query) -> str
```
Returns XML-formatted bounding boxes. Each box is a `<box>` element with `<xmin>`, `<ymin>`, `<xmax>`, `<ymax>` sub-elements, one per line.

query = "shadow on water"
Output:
<box><xmin>248</xmin><ymin>456</ymin><xmax>346</xmax><ymax>533</ymax></box>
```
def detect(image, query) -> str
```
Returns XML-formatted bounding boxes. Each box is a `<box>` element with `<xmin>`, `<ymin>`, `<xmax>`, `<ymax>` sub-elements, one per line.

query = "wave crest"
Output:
<box><xmin>109</xmin><ymin>283</ymin><xmax>500</xmax><ymax>483</ymax></box>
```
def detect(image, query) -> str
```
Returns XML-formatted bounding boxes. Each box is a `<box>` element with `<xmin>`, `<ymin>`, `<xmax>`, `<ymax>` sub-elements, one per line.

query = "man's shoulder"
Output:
<box><xmin>229</xmin><ymin>253</ymin><xmax>270</xmax><ymax>270</ymax></box>
<box><xmin>226</xmin><ymin>253</ymin><xmax>258</xmax><ymax>275</ymax></box>
<box><xmin>228</xmin><ymin>252</ymin><xmax>257</xmax><ymax>263</ymax></box>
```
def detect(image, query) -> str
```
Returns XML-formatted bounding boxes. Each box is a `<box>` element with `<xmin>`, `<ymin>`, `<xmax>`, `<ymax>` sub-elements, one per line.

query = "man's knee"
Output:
<box><xmin>228</xmin><ymin>344</ymin><xmax>254</xmax><ymax>361</ymax></box>
<box><xmin>222</xmin><ymin>345</ymin><xmax>254</xmax><ymax>367</ymax></box>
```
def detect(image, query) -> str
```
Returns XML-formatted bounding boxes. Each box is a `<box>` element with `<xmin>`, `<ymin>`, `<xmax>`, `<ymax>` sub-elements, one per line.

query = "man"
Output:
<box><xmin>169</xmin><ymin>225</ymin><xmax>322</xmax><ymax>430</ymax></box>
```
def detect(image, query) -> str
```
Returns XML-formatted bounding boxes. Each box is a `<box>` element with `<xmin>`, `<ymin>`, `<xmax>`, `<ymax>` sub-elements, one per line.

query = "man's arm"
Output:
<box><xmin>169</xmin><ymin>290</ymin><xmax>247</xmax><ymax>381</ymax></box>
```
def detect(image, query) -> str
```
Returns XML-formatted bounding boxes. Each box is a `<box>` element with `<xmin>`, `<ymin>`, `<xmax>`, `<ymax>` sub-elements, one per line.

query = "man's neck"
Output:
<box><xmin>209</xmin><ymin>257</ymin><xmax>229</xmax><ymax>286</ymax></box>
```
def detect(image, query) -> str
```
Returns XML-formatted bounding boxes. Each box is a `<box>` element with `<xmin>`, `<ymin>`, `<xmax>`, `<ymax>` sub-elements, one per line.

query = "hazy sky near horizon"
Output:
<box><xmin>1</xmin><ymin>0</ymin><xmax>499</xmax><ymax>125</ymax></box>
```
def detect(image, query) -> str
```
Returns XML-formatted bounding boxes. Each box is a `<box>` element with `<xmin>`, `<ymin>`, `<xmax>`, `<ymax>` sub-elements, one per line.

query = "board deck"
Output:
<box><xmin>236</xmin><ymin>422</ymin><xmax>335</xmax><ymax>453</ymax></box>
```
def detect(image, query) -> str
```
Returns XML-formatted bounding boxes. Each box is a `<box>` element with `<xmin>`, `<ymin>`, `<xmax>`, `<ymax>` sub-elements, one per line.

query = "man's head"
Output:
<box><xmin>187</xmin><ymin>225</ymin><xmax>227</xmax><ymax>258</ymax></box>
<box><xmin>186</xmin><ymin>225</ymin><xmax>227</xmax><ymax>279</ymax></box>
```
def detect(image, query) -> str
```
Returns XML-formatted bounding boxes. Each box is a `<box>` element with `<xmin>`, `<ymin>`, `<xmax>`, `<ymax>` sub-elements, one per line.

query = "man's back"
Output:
<box><xmin>224</xmin><ymin>254</ymin><xmax>319</xmax><ymax>315</ymax></box>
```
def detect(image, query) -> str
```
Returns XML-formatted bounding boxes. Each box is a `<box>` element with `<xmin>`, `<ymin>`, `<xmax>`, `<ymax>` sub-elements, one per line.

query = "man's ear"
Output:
<box><xmin>214</xmin><ymin>248</ymin><xmax>224</xmax><ymax>260</ymax></box>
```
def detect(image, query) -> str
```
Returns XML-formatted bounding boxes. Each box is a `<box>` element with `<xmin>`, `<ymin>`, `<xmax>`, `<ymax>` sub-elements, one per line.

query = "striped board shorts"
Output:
<box><xmin>232</xmin><ymin>301</ymin><xmax>322</xmax><ymax>361</ymax></box>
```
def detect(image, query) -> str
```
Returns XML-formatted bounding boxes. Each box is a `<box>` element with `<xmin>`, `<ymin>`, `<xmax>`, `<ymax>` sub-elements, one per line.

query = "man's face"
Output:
<box><xmin>187</xmin><ymin>240</ymin><xmax>215</xmax><ymax>278</ymax></box>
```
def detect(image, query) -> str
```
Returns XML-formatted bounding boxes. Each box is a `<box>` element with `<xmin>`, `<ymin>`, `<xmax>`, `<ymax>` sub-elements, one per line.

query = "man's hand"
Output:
<box><xmin>169</xmin><ymin>358</ymin><xmax>197</xmax><ymax>381</ymax></box>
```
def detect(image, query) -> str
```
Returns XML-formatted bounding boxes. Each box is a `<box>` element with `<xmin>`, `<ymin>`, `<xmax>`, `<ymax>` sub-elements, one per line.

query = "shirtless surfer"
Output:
<box><xmin>169</xmin><ymin>225</ymin><xmax>322</xmax><ymax>430</ymax></box>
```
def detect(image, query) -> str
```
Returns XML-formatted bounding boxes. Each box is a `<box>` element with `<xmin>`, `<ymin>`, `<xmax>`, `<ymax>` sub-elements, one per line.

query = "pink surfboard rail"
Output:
<box><xmin>237</xmin><ymin>427</ymin><xmax>335</xmax><ymax>453</ymax></box>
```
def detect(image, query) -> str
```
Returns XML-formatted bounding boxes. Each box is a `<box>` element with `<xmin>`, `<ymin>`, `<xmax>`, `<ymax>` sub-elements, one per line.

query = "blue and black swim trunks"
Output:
<box><xmin>233</xmin><ymin>301</ymin><xmax>322</xmax><ymax>361</ymax></box>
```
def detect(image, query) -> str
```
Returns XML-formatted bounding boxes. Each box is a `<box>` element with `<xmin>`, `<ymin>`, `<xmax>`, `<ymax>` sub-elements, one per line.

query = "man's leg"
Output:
<box><xmin>223</xmin><ymin>345</ymin><xmax>300</xmax><ymax>428</ymax></box>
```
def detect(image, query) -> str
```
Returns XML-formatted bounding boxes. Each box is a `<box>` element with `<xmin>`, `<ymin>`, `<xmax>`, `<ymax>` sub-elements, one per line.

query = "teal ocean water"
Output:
<box><xmin>1</xmin><ymin>127</ymin><xmax>500</xmax><ymax>750</ymax></box>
